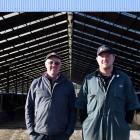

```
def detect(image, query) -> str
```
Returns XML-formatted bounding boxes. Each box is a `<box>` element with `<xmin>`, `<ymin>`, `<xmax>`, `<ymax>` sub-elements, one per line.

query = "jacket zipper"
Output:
<box><xmin>105</xmin><ymin>75</ymin><xmax>115</xmax><ymax>96</ymax></box>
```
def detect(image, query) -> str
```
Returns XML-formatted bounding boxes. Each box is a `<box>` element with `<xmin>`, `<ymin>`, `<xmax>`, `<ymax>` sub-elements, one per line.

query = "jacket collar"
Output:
<box><xmin>43</xmin><ymin>72</ymin><xmax>66</xmax><ymax>83</ymax></box>
<box><xmin>94</xmin><ymin>67</ymin><xmax>120</xmax><ymax>78</ymax></box>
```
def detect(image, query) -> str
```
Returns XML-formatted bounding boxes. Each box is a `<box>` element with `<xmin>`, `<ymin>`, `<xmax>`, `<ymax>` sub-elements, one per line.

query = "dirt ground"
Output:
<box><xmin>0</xmin><ymin>120</ymin><xmax>82</xmax><ymax>140</ymax></box>
<box><xmin>0</xmin><ymin>128</ymin><xmax>82</xmax><ymax>140</ymax></box>
<box><xmin>0</xmin><ymin>112</ymin><xmax>140</xmax><ymax>140</ymax></box>
<box><xmin>0</xmin><ymin>120</ymin><xmax>140</xmax><ymax>140</ymax></box>
<box><xmin>0</xmin><ymin>128</ymin><xmax>140</xmax><ymax>140</ymax></box>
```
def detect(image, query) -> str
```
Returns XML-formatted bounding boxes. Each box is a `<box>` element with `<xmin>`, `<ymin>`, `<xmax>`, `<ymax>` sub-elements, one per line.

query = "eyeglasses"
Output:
<box><xmin>47</xmin><ymin>61</ymin><xmax>61</xmax><ymax>66</ymax></box>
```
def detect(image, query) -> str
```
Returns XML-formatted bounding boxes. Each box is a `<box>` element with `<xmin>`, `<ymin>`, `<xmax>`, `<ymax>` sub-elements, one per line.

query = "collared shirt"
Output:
<box><xmin>43</xmin><ymin>71</ymin><xmax>60</xmax><ymax>91</ymax></box>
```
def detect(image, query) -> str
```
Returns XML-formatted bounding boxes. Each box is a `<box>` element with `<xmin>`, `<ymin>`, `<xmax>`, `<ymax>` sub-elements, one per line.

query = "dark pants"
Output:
<box><xmin>30</xmin><ymin>132</ymin><xmax>69</xmax><ymax>140</ymax></box>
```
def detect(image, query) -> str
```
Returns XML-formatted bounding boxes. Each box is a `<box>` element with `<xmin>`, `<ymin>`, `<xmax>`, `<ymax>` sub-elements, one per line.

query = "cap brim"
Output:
<box><xmin>46</xmin><ymin>55</ymin><xmax>61</xmax><ymax>60</ymax></box>
<box><xmin>97</xmin><ymin>50</ymin><xmax>114</xmax><ymax>55</ymax></box>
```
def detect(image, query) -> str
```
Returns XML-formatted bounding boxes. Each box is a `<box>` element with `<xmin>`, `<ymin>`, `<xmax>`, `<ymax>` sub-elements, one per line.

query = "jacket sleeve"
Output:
<box><xmin>75</xmin><ymin>77</ymin><xmax>88</xmax><ymax>110</ymax></box>
<box><xmin>79</xmin><ymin>108</ymin><xmax>88</xmax><ymax>124</ymax></box>
<box><xmin>75</xmin><ymin>77</ymin><xmax>88</xmax><ymax>125</ymax></box>
<box><xmin>125</xmin><ymin>76</ymin><xmax>140</xmax><ymax>111</ymax></box>
<box><xmin>65</xmin><ymin>83</ymin><xmax>76</xmax><ymax>137</ymax></box>
<box><xmin>25</xmin><ymin>79</ymin><xmax>37</xmax><ymax>135</ymax></box>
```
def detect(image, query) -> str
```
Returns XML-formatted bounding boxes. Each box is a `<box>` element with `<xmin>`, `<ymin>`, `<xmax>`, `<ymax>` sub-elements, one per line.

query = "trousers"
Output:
<box><xmin>30</xmin><ymin>132</ymin><xmax>69</xmax><ymax>140</ymax></box>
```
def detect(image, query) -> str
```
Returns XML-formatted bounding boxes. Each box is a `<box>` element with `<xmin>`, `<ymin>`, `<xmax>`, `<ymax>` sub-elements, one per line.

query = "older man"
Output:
<box><xmin>76</xmin><ymin>45</ymin><xmax>140</xmax><ymax>140</ymax></box>
<box><xmin>25</xmin><ymin>52</ymin><xmax>76</xmax><ymax>140</ymax></box>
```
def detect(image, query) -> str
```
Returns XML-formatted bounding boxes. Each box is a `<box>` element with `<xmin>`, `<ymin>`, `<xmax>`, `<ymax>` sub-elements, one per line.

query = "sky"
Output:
<box><xmin>0</xmin><ymin>0</ymin><xmax>140</xmax><ymax>12</ymax></box>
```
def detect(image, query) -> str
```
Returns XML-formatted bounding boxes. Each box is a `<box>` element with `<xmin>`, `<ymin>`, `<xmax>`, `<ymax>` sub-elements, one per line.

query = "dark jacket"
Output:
<box><xmin>25</xmin><ymin>74</ymin><xmax>76</xmax><ymax>136</ymax></box>
<box><xmin>76</xmin><ymin>69</ymin><xmax>140</xmax><ymax>140</ymax></box>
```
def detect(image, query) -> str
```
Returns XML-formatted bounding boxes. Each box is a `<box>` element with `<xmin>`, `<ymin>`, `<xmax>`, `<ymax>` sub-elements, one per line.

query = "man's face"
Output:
<box><xmin>45</xmin><ymin>57</ymin><xmax>61</xmax><ymax>78</ymax></box>
<box><xmin>96</xmin><ymin>52</ymin><xmax>115</xmax><ymax>70</ymax></box>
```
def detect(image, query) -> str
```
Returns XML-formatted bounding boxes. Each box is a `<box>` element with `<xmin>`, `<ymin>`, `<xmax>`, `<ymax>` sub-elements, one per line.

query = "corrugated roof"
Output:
<box><xmin>0</xmin><ymin>12</ymin><xmax>140</xmax><ymax>93</ymax></box>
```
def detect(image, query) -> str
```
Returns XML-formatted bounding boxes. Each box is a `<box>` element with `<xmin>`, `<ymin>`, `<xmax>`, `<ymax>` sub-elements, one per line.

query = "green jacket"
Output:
<box><xmin>76</xmin><ymin>69</ymin><xmax>140</xmax><ymax>140</ymax></box>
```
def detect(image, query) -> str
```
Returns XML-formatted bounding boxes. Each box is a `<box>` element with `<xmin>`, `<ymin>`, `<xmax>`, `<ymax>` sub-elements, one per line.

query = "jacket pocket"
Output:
<box><xmin>88</xmin><ymin>93</ymin><xmax>96</xmax><ymax>103</ymax></box>
<box><xmin>113</xmin><ymin>87</ymin><xmax>125</xmax><ymax>113</ymax></box>
<box><xmin>87</xmin><ymin>88</ymin><xmax>97</xmax><ymax>103</ymax></box>
<box><xmin>87</xmin><ymin>92</ymin><xmax>97</xmax><ymax>114</ymax></box>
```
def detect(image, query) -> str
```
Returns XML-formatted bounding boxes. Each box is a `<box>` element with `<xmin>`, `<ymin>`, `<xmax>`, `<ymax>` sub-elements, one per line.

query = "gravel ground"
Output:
<box><xmin>0</xmin><ymin>119</ymin><xmax>139</xmax><ymax>140</ymax></box>
<box><xmin>0</xmin><ymin>120</ymin><xmax>82</xmax><ymax>140</ymax></box>
<box><xmin>0</xmin><ymin>128</ymin><xmax>140</xmax><ymax>140</ymax></box>
<box><xmin>0</xmin><ymin>128</ymin><xmax>82</xmax><ymax>140</ymax></box>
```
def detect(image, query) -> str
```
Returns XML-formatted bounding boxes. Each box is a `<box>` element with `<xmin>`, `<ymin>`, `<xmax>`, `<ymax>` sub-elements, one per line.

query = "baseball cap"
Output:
<box><xmin>97</xmin><ymin>45</ymin><xmax>115</xmax><ymax>56</ymax></box>
<box><xmin>45</xmin><ymin>52</ymin><xmax>61</xmax><ymax>61</ymax></box>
